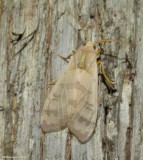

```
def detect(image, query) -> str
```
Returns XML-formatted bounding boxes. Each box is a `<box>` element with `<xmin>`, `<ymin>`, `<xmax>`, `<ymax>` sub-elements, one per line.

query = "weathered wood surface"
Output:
<box><xmin>0</xmin><ymin>0</ymin><xmax>142</xmax><ymax>160</ymax></box>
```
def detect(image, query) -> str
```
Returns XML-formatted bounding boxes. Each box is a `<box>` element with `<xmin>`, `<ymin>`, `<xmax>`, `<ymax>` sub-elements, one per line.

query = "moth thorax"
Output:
<box><xmin>86</xmin><ymin>41</ymin><xmax>94</xmax><ymax>47</ymax></box>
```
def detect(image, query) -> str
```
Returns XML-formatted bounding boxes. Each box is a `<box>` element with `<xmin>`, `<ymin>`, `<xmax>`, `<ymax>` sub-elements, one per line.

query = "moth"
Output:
<box><xmin>41</xmin><ymin>40</ymin><xmax>115</xmax><ymax>143</ymax></box>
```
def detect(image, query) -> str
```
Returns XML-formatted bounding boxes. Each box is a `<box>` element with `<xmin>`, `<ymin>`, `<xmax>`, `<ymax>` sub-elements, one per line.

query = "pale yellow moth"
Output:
<box><xmin>41</xmin><ymin>40</ymin><xmax>115</xmax><ymax>143</ymax></box>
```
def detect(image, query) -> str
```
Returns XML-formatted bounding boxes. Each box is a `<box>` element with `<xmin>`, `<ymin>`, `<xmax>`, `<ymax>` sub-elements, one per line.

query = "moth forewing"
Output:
<box><xmin>41</xmin><ymin>57</ymin><xmax>76</xmax><ymax>132</ymax></box>
<box><xmin>67</xmin><ymin>47</ymin><xmax>98</xmax><ymax>143</ymax></box>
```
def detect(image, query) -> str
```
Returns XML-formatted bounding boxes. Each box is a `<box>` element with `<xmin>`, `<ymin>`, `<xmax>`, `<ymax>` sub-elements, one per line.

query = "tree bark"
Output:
<box><xmin>0</xmin><ymin>0</ymin><xmax>142</xmax><ymax>160</ymax></box>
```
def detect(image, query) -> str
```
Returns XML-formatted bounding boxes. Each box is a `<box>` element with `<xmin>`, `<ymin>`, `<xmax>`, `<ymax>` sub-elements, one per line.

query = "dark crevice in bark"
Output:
<box><xmin>65</xmin><ymin>131</ymin><xmax>72</xmax><ymax>160</ymax></box>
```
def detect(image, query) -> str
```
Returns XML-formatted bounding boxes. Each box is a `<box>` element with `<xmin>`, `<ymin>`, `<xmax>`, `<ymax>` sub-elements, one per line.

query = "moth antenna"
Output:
<box><xmin>94</xmin><ymin>39</ymin><xmax>129</xmax><ymax>45</ymax></box>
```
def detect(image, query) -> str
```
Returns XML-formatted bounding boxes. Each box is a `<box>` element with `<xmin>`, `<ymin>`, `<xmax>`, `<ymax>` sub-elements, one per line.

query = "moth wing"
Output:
<box><xmin>41</xmin><ymin>58</ymin><xmax>76</xmax><ymax>132</ymax></box>
<box><xmin>67</xmin><ymin>62</ymin><xmax>98</xmax><ymax>143</ymax></box>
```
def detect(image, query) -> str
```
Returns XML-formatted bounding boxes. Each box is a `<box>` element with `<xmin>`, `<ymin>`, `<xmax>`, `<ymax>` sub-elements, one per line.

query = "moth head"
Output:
<box><xmin>85</xmin><ymin>41</ymin><xmax>94</xmax><ymax>47</ymax></box>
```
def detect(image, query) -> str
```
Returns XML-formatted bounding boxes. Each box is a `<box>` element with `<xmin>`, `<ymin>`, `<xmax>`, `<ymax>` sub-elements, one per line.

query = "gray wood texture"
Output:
<box><xmin>0</xmin><ymin>0</ymin><xmax>142</xmax><ymax>160</ymax></box>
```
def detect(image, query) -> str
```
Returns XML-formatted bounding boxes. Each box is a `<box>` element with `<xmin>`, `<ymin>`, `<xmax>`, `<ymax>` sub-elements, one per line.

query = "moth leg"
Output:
<box><xmin>58</xmin><ymin>51</ymin><xmax>75</xmax><ymax>62</ymax></box>
<box><xmin>97</xmin><ymin>60</ymin><xmax>115</xmax><ymax>84</ymax></box>
<box><xmin>99</xmin><ymin>73</ymin><xmax>117</xmax><ymax>93</ymax></box>
<box><xmin>47</xmin><ymin>80</ymin><xmax>57</xmax><ymax>85</ymax></box>
<box><xmin>97</xmin><ymin>60</ymin><xmax>117</xmax><ymax>93</ymax></box>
